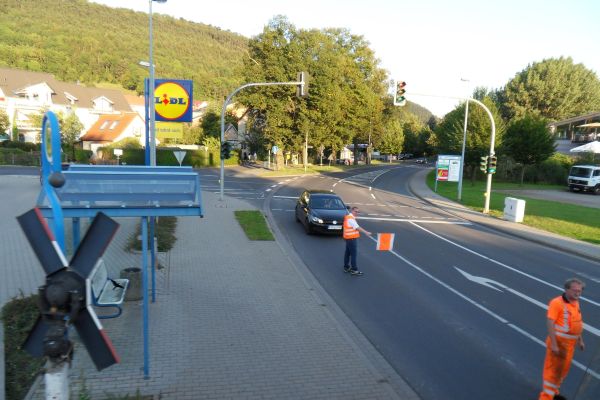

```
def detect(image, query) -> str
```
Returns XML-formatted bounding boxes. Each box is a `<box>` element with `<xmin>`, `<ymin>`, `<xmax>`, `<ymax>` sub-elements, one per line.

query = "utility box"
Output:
<box><xmin>504</xmin><ymin>197</ymin><xmax>526</xmax><ymax>223</ymax></box>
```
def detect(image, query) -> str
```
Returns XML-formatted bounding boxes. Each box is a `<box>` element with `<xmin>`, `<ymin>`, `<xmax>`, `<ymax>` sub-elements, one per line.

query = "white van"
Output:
<box><xmin>568</xmin><ymin>165</ymin><xmax>600</xmax><ymax>194</ymax></box>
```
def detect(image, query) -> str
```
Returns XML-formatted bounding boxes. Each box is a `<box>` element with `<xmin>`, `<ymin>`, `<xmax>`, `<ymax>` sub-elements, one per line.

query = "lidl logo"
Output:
<box><xmin>147</xmin><ymin>79</ymin><xmax>193</xmax><ymax>123</ymax></box>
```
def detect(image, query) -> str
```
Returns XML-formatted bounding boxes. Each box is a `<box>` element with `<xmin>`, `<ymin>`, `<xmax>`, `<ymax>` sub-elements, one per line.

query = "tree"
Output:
<box><xmin>499</xmin><ymin>57</ymin><xmax>600</xmax><ymax>121</ymax></box>
<box><xmin>502</xmin><ymin>114</ymin><xmax>556</xmax><ymax>185</ymax></box>
<box><xmin>62</xmin><ymin>112</ymin><xmax>84</xmax><ymax>161</ymax></box>
<box><xmin>239</xmin><ymin>17</ymin><xmax>387</xmax><ymax>164</ymax></box>
<box><xmin>0</xmin><ymin>109</ymin><xmax>9</xmax><ymax>135</ymax></box>
<box><xmin>378</xmin><ymin>119</ymin><xmax>404</xmax><ymax>161</ymax></box>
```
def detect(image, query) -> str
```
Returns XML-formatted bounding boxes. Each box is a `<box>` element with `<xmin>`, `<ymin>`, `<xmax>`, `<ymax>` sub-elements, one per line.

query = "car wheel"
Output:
<box><xmin>569</xmin><ymin>186</ymin><xmax>576</xmax><ymax>192</ymax></box>
<box><xmin>295</xmin><ymin>208</ymin><xmax>300</xmax><ymax>222</ymax></box>
<box><xmin>594</xmin><ymin>185</ymin><xmax>600</xmax><ymax>195</ymax></box>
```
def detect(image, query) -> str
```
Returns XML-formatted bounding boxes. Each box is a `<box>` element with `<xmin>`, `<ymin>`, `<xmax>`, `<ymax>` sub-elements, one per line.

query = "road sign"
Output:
<box><xmin>17</xmin><ymin>209</ymin><xmax>121</xmax><ymax>371</ymax></box>
<box><xmin>271</xmin><ymin>145</ymin><xmax>279</xmax><ymax>154</ymax></box>
<box><xmin>173</xmin><ymin>150</ymin><xmax>187</xmax><ymax>166</ymax></box>
<box><xmin>437</xmin><ymin>155</ymin><xmax>461</xmax><ymax>182</ymax></box>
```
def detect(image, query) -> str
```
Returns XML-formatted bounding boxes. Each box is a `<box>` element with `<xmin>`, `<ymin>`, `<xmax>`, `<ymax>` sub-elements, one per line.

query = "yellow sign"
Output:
<box><xmin>156</xmin><ymin>122</ymin><xmax>183</xmax><ymax>139</ymax></box>
<box><xmin>154</xmin><ymin>81</ymin><xmax>191</xmax><ymax>121</ymax></box>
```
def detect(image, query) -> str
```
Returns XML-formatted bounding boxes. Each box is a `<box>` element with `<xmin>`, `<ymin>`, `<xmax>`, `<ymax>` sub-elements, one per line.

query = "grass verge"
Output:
<box><xmin>2</xmin><ymin>293</ymin><xmax>44</xmax><ymax>400</ymax></box>
<box><xmin>126</xmin><ymin>216</ymin><xmax>178</xmax><ymax>252</ymax></box>
<box><xmin>426</xmin><ymin>171</ymin><xmax>600</xmax><ymax>245</ymax></box>
<box><xmin>234</xmin><ymin>210</ymin><xmax>275</xmax><ymax>240</ymax></box>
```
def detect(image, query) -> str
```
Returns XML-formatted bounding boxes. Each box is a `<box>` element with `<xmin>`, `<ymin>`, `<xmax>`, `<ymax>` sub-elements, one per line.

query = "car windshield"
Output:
<box><xmin>310</xmin><ymin>196</ymin><xmax>345</xmax><ymax>210</ymax></box>
<box><xmin>570</xmin><ymin>167</ymin><xmax>592</xmax><ymax>178</ymax></box>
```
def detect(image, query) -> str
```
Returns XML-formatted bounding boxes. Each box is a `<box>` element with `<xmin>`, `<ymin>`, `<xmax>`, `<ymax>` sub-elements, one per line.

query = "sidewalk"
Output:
<box><xmin>21</xmin><ymin>189</ymin><xmax>418</xmax><ymax>399</ymax></box>
<box><xmin>408</xmin><ymin>168</ymin><xmax>600</xmax><ymax>263</ymax></box>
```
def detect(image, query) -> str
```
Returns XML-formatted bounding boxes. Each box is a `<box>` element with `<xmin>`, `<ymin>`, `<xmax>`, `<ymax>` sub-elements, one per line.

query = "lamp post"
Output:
<box><xmin>148</xmin><ymin>0</ymin><xmax>166</xmax><ymax>166</ymax></box>
<box><xmin>457</xmin><ymin>78</ymin><xmax>470</xmax><ymax>201</ymax></box>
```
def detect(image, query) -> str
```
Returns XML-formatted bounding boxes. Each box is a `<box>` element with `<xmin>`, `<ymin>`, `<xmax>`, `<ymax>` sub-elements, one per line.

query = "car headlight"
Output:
<box><xmin>310</xmin><ymin>215</ymin><xmax>323</xmax><ymax>224</ymax></box>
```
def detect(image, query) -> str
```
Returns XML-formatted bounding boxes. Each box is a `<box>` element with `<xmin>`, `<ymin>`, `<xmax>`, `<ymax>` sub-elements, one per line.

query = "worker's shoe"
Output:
<box><xmin>350</xmin><ymin>270</ymin><xmax>363</xmax><ymax>276</ymax></box>
<box><xmin>343</xmin><ymin>266</ymin><xmax>351</xmax><ymax>273</ymax></box>
<box><xmin>553</xmin><ymin>395</ymin><xmax>567</xmax><ymax>400</ymax></box>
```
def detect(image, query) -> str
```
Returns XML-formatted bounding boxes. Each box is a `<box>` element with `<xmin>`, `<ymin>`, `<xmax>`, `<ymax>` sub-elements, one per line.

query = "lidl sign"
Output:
<box><xmin>146</xmin><ymin>79</ymin><xmax>193</xmax><ymax>122</ymax></box>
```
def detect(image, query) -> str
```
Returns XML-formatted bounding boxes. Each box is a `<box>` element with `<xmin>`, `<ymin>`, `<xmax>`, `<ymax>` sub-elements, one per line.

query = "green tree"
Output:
<box><xmin>499</xmin><ymin>57</ymin><xmax>600</xmax><ymax>121</ymax></box>
<box><xmin>502</xmin><ymin>114</ymin><xmax>556</xmax><ymax>185</ymax></box>
<box><xmin>239</xmin><ymin>17</ymin><xmax>387</xmax><ymax>164</ymax></box>
<box><xmin>435</xmin><ymin>97</ymin><xmax>505</xmax><ymax>181</ymax></box>
<box><xmin>0</xmin><ymin>109</ymin><xmax>9</xmax><ymax>135</ymax></box>
<box><xmin>62</xmin><ymin>112</ymin><xmax>84</xmax><ymax>161</ymax></box>
<box><xmin>378</xmin><ymin>119</ymin><xmax>404</xmax><ymax>161</ymax></box>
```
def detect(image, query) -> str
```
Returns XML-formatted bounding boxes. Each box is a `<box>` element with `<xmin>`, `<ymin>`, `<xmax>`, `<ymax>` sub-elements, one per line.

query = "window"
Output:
<box><xmin>100</xmin><ymin>121</ymin><xmax>109</xmax><ymax>130</ymax></box>
<box><xmin>109</xmin><ymin>121</ymin><xmax>119</xmax><ymax>130</ymax></box>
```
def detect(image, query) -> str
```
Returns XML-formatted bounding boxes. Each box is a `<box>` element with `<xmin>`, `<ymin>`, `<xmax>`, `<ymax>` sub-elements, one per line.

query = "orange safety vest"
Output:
<box><xmin>343</xmin><ymin>214</ymin><xmax>360</xmax><ymax>239</ymax></box>
<box><xmin>549</xmin><ymin>295</ymin><xmax>583</xmax><ymax>339</ymax></box>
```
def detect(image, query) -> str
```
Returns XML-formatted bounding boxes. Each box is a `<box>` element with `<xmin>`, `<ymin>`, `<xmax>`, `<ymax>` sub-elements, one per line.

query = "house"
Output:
<box><xmin>0</xmin><ymin>67</ymin><xmax>132</xmax><ymax>142</ymax></box>
<box><xmin>548</xmin><ymin>111</ymin><xmax>600</xmax><ymax>155</ymax></box>
<box><xmin>79</xmin><ymin>112</ymin><xmax>147</xmax><ymax>155</ymax></box>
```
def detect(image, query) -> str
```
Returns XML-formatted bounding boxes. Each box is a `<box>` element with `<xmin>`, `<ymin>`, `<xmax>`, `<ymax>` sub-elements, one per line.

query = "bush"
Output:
<box><xmin>0</xmin><ymin>140</ymin><xmax>40</xmax><ymax>152</ymax></box>
<box><xmin>75</xmin><ymin>148</ymin><xmax>93</xmax><ymax>164</ymax></box>
<box><xmin>2</xmin><ymin>294</ymin><xmax>44</xmax><ymax>400</ymax></box>
<box><xmin>0</xmin><ymin>148</ymin><xmax>41</xmax><ymax>166</ymax></box>
<box><xmin>126</xmin><ymin>216</ymin><xmax>178</xmax><ymax>252</ymax></box>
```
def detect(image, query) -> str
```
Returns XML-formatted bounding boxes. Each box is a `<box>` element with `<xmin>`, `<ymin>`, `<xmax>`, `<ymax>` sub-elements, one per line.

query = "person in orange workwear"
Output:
<box><xmin>343</xmin><ymin>206</ymin><xmax>371</xmax><ymax>276</ymax></box>
<box><xmin>539</xmin><ymin>278</ymin><xmax>585</xmax><ymax>400</ymax></box>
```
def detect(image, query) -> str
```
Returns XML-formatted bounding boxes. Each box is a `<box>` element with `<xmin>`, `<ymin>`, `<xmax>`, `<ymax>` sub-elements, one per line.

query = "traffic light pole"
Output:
<box><xmin>219</xmin><ymin>78</ymin><xmax>306</xmax><ymax>201</ymax></box>
<box><xmin>402</xmin><ymin>92</ymin><xmax>496</xmax><ymax>213</ymax></box>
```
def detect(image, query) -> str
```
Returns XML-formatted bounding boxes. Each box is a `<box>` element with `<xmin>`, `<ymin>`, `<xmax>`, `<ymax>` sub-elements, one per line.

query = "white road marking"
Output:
<box><xmin>410</xmin><ymin>223</ymin><xmax>600</xmax><ymax>308</ymax></box>
<box><xmin>273</xmin><ymin>195</ymin><xmax>298</xmax><ymax>199</ymax></box>
<box><xmin>357</xmin><ymin>216</ymin><xmax>471</xmax><ymax>224</ymax></box>
<box><xmin>364</xmin><ymin>234</ymin><xmax>600</xmax><ymax>380</ymax></box>
<box><xmin>371</xmin><ymin>193</ymin><xmax>377</xmax><ymax>200</ymax></box>
<box><xmin>456</xmin><ymin>267</ymin><xmax>600</xmax><ymax>337</ymax></box>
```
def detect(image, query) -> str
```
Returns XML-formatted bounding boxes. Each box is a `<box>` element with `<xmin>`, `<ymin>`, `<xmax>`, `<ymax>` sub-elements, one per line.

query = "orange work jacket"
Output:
<box><xmin>343</xmin><ymin>214</ymin><xmax>360</xmax><ymax>239</ymax></box>
<box><xmin>548</xmin><ymin>294</ymin><xmax>583</xmax><ymax>339</ymax></box>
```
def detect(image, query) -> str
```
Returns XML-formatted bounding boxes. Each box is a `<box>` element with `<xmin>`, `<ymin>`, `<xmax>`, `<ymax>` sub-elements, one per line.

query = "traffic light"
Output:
<box><xmin>479</xmin><ymin>156</ymin><xmax>488</xmax><ymax>172</ymax></box>
<box><xmin>296</xmin><ymin>71</ymin><xmax>309</xmax><ymax>97</ymax></box>
<box><xmin>221</xmin><ymin>141</ymin><xmax>232</xmax><ymax>159</ymax></box>
<box><xmin>394</xmin><ymin>81</ymin><xmax>407</xmax><ymax>106</ymax></box>
<box><xmin>488</xmin><ymin>155</ymin><xmax>497</xmax><ymax>174</ymax></box>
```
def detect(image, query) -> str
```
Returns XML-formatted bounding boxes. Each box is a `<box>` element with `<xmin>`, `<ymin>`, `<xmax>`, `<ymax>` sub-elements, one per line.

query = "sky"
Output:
<box><xmin>90</xmin><ymin>0</ymin><xmax>600</xmax><ymax>117</ymax></box>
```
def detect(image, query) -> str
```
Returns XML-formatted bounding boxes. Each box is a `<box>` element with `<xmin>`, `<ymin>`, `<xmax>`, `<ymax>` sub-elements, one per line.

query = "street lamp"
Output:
<box><xmin>148</xmin><ymin>0</ymin><xmax>166</xmax><ymax>166</ymax></box>
<box><xmin>457</xmin><ymin>78</ymin><xmax>470</xmax><ymax>202</ymax></box>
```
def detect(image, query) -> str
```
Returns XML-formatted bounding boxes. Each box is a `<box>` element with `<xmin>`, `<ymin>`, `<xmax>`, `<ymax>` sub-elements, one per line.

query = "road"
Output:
<box><xmin>263</xmin><ymin>165</ymin><xmax>600</xmax><ymax>400</ymax></box>
<box><xmin>3</xmin><ymin>164</ymin><xmax>598</xmax><ymax>399</ymax></box>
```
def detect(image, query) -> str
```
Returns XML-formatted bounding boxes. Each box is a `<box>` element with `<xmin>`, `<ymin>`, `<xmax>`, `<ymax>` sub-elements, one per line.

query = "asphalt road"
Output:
<box><xmin>266</xmin><ymin>165</ymin><xmax>600</xmax><ymax>400</ymax></box>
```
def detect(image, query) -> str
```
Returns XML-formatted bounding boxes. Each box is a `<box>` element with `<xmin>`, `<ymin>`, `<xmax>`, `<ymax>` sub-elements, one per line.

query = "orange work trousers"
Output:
<box><xmin>539</xmin><ymin>336</ymin><xmax>577</xmax><ymax>400</ymax></box>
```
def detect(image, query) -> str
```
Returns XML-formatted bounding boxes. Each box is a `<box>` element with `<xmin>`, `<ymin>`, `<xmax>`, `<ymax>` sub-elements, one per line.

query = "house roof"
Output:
<box><xmin>80</xmin><ymin>113</ymin><xmax>140</xmax><ymax>142</ymax></box>
<box><xmin>0</xmin><ymin>67</ymin><xmax>132</xmax><ymax>111</ymax></box>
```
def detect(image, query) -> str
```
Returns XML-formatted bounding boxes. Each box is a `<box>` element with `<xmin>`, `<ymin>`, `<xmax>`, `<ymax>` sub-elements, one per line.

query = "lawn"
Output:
<box><xmin>426</xmin><ymin>171</ymin><xmax>600</xmax><ymax>245</ymax></box>
<box><xmin>234</xmin><ymin>210</ymin><xmax>275</xmax><ymax>240</ymax></box>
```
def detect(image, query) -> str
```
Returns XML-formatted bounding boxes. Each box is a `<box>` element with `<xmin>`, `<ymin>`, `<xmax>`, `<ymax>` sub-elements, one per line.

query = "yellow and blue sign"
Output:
<box><xmin>146</xmin><ymin>79</ymin><xmax>193</xmax><ymax>122</ymax></box>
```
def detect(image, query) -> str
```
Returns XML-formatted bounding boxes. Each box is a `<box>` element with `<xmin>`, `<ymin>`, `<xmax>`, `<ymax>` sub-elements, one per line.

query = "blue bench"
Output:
<box><xmin>90</xmin><ymin>259</ymin><xmax>129</xmax><ymax>319</ymax></box>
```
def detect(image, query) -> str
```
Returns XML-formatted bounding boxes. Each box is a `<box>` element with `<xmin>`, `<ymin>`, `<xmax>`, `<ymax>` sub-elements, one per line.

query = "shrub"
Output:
<box><xmin>2</xmin><ymin>293</ymin><xmax>44</xmax><ymax>400</ymax></box>
<box><xmin>126</xmin><ymin>216</ymin><xmax>178</xmax><ymax>252</ymax></box>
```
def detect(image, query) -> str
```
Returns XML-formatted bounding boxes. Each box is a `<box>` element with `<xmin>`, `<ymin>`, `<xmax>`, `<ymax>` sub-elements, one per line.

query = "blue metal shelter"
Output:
<box><xmin>36</xmin><ymin>112</ymin><xmax>202</xmax><ymax>378</ymax></box>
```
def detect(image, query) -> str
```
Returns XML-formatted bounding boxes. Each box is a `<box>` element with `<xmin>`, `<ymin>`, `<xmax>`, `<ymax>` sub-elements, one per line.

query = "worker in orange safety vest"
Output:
<box><xmin>343</xmin><ymin>206</ymin><xmax>371</xmax><ymax>276</ymax></box>
<box><xmin>539</xmin><ymin>278</ymin><xmax>585</xmax><ymax>400</ymax></box>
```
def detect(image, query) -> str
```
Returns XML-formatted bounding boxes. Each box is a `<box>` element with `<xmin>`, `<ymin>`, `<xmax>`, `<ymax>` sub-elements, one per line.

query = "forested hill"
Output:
<box><xmin>0</xmin><ymin>0</ymin><xmax>248</xmax><ymax>101</ymax></box>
